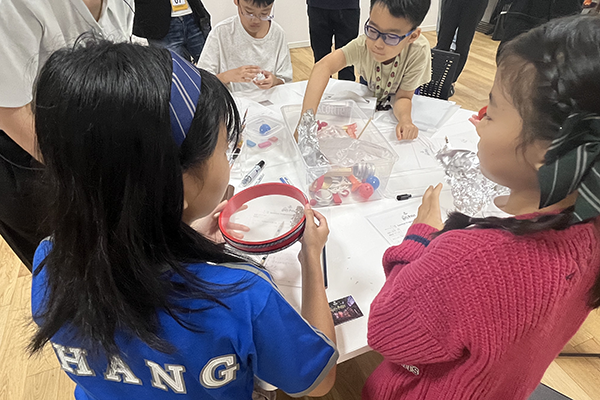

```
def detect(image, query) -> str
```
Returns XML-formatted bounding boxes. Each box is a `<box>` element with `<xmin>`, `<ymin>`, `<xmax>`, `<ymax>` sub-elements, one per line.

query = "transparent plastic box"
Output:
<box><xmin>244</xmin><ymin>115</ymin><xmax>285</xmax><ymax>153</ymax></box>
<box><xmin>281</xmin><ymin>101</ymin><xmax>398</xmax><ymax>207</ymax></box>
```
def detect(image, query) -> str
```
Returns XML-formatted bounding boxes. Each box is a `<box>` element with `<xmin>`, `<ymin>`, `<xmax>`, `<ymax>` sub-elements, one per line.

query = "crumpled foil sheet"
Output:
<box><xmin>297</xmin><ymin>109</ymin><xmax>330</xmax><ymax>181</ymax></box>
<box><xmin>436</xmin><ymin>145</ymin><xmax>509</xmax><ymax>215</ymax></box>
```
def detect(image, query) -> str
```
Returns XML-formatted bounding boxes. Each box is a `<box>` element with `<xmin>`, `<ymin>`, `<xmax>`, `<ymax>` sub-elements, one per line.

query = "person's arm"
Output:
<box><xmin>298</xmin><ymin>205</ymin><xmax>336</xmax><ymax>396</ymax></box>
<box><xmin>392</xmin><ymin>89</ymin><xmax>418</xmax><ymax>140</ymax></box>
<box><xmin>0</xmin><ymin>104</ymin><xmax>39</xmax><ymax>159</ymax></box>
<box><xmin>301</xmin><ymin>49</ymin><xmax>348</xmax><ymax>115</ymax></box>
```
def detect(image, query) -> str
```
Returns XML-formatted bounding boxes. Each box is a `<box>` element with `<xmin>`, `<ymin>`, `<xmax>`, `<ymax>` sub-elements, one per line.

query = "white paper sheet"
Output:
<box><xmin>366</xmin><ymin>202</ymin><xmax>420</xmax><ymax>245</ymax></box>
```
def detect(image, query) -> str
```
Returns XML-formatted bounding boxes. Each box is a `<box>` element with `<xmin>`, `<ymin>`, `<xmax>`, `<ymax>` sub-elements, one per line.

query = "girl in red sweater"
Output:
<box><xmin>364</xmin><ymin>15</ymin><xmax>600</xmax><ymax>400</ymax></box>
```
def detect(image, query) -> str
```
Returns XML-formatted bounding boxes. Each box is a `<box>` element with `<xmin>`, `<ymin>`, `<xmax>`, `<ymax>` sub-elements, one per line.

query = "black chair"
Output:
<box><xmin>417</xmin><ymin>48</ymin><xmax>460</xmax><ymax>100</ymax></box>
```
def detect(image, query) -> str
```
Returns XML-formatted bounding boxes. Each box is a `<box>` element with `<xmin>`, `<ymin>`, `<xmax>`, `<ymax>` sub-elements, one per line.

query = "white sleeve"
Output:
<box><xmin>274</xmin><ymin>31</ymin><xmax>293</xmax><ymax>84</ymax></box>
<box><xmin>196</xmin><ymin>30</ymin><xmax>222</xmax><ymax>76</ymax></box>
<box><xmin>0</xmin><ymin>2</ymin><xmax>43</xmax><ymax>107</ymax></box>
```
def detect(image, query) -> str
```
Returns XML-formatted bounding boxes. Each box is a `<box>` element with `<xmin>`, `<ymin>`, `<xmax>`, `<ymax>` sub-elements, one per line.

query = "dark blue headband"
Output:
<box><xmin>169</xmin><ymin>51</ymin><xmax>202</xmax><ymax>147</ymax></box>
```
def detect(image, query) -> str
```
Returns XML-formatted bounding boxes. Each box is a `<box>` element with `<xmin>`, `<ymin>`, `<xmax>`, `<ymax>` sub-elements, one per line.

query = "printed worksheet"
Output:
<box><xmin>366</xmin><ymin>202</ymin><xmax>420</xmax><ymax>245</ymax></box>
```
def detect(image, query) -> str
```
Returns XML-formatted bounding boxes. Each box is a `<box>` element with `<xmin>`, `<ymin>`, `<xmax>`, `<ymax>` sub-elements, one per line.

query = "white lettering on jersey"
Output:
<box><xmin>51</xmin><ymin>343</ymin><xmax>95</xmax><ymax>376</ymax></box>
<box><xmin>200</xmin><ymin>355</ymin><xmax>239</xmax><ymax>388</ymax></box>
<box><xmin>401</xmin><ymin>364</ymin><xmax>420</xmax><ymax>376</ymax></box>
<box><xmin>144</xmin><ymin>360</ymin><xmax>187</xmax><ymax>394</ymax></box>
<box><xmin>104</xmin><ymin>356</ymin><xmax>142</xmax><ymax>385</ymax></box>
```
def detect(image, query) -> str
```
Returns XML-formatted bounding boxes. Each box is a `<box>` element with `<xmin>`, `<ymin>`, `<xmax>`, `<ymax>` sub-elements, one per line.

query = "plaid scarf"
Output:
<box><xmin>538</xmin><ymin>112</ymin><xmax>600</xmax><ymax>223</ymax></box>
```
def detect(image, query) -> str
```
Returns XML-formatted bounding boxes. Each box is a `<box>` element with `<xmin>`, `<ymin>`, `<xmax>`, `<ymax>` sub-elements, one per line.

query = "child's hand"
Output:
<box><xmin>412</xmin><ymin>183</ymin><xmax>444</xmax><ymax>230</ymax></box>
<box><xmin>298</xmin><ymin>204</ymin><xmax>329</xmax><ymax>266</ymax></box>
<box><xmin>191</xmin><ymin>200</ymin><xmax>250</xmax><ymax>243</ymax></box>
<box><xmin>225</xmin><ymin>66</ymin><xmax>262</xmax><ymax>83</ymax></box>
<box><xmin>253</xmin><ymin>70</ymin><xmax>277</xmax><ymax>90</ymax></box>
<box><xmin>396</xmin><ymin>121</ymin><xmax>419</xmax><ymax>140</ymax></box>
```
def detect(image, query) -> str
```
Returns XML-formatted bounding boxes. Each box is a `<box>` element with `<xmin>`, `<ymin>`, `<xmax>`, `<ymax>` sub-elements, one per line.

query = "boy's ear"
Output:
<box><xmin>233</xmin><ymin>0</ymin><xmax>239</xmax><ymax>6</ymax></box>
<box><xmin>407</xmin><ymin>28</ymin><xmax>422</xmax><ymax>44</ymax></box>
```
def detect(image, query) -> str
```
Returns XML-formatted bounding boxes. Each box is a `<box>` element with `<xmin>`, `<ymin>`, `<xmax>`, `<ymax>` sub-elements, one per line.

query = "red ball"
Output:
<box><xmin>358</xmin><ymin>183</ymin><xmax>374</xmax><ymax>199</ymax></box>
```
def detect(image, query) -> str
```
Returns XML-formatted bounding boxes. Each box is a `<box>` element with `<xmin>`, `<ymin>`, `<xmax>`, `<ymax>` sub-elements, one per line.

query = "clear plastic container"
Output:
<box><xmin>281</xmin><ymin>100</ymin><xmax>398</xmax><ymax>207</ymax></box>
<box><xmin>244</xmin><ymin>115</ymin><xmax>285</xmax><ymax>152</ymax></box>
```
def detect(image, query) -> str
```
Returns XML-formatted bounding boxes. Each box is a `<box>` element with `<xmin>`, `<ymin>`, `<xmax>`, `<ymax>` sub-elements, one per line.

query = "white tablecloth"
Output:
<box><xmin>231</xmin><ymin>80</ymin><xmax>481</xmax><ymax>363</ymax></box>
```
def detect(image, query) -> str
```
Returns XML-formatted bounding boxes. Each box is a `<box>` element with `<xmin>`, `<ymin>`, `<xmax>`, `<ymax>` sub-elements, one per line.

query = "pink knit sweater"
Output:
<box><xmin>363</xmin><ymin>220</ymin><xmax>600</xmax><ymax>400</ymax></box>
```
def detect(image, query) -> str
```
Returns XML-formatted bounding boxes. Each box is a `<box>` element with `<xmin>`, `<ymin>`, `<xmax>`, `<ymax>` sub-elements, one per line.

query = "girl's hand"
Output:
<box><xmin>412</xmin><ymin>183</ymin><xmax>444</xmax><ymax>230</ymax></box>
<box><xmin>298</xmin><ymin>204</ymin><xmax>329</xmax><ymax>266</ymax></box>
<box><xmin>191</xmin><ymin>200</ymin><xmax>249</xmax><ymax>243</ymax></box>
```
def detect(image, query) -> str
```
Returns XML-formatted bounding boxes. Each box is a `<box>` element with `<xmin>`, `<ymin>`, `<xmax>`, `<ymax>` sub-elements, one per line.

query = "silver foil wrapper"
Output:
<box><xmin>436</xmin><ymin>145</ymin><xmax>509</xmax><ymax>215</ymax></box>
<box><xmin>297</xmin><ymin>109</ymin><xmax>330</xmax><ymax>181</ymax></box>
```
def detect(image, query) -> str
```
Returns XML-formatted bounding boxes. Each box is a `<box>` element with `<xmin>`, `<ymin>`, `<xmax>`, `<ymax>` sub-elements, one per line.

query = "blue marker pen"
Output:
<box><xmin>279</xmin><ymin>176</ymin><xmax>293</xmax><ymax>185</ymax></box>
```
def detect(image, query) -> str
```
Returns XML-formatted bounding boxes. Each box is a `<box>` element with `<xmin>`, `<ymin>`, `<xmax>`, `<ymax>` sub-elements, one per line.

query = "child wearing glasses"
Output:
<box><xmin>302</xmin><ymin>0</ymin><xmax>431</xmax><ymax>141</ymax></box>
<box><xmin>197</xmin><ymin>0</ymin><xmax>292</xmax><ymax>92</ymax></box>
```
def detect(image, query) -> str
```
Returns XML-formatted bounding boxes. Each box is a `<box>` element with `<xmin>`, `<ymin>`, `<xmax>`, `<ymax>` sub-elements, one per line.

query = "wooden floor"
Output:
<box><xmin>1</xmin><ymin>32</ymin><xmax>599</xmax><ymax>400</ymax></box>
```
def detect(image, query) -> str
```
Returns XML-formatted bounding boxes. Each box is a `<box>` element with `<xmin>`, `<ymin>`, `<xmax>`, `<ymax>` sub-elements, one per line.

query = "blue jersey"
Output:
<box><xmin>32</xmin><ymin>240</ymin><xmax>338</xmax><ymax>399</ymax></box>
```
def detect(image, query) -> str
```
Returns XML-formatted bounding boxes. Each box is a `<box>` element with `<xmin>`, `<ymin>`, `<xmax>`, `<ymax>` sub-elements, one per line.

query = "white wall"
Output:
<box><xmin>203</xmin><ymin>0</ymin><xmax>439</xmax><ymax>48</ymax></box>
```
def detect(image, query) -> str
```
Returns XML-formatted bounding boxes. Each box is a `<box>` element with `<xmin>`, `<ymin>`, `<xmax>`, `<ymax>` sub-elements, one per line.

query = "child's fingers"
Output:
<box><xmin>229</xmin><ymin>231</ymin><xmax>245</xmax><ymax>240</ymax></box>
<box><xmin>304</xmin><ymin>204</ymin><xmax>315</xmax><ymax>228</ymax></box>
<box><xmin>311</xmin><ymin>209</ymin><xmax>328</xmax><ymax>230</ymax></box>
<box><xmin>430</xmin><ymin>183</ymin><xmax>443</xmax><ymax>210</ymax></box>
<box><xmin>227</xmin><ymin>222</ymin><xmax>250</xmax><ymax>232</ymax></box>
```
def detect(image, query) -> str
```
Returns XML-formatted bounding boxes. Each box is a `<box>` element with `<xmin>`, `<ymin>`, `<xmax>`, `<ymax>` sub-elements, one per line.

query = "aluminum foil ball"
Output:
<box><xmin>436</xmin><ymin>145</ymin><xmax>509</xmax><ymax>215</ymax></box>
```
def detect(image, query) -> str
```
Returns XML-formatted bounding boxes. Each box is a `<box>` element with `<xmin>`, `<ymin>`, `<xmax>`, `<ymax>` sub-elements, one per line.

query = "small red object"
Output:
<box><xmin>310</xmin><ymin>199</ymin><xmax>317</xmax><ymax>206</ymax></box>
<box><xmin>358</xmin><ymin>183</ymin><xmax>374</xmax><ymax>199</ymax></box>
<box><xmin>332</xmin><ymin>193</ymin><xmax>342</xmax><ymax>205</ymax></box>
<box><xmin>342</xmin><ymin>122</ymin><xmax>358</xmax><ymax>139</ymax></box>
<box><xmin>310</xmin><ymin>175</ymin><xmax>325</xmax><ymax>192</ymax></box>
<box><xmin>478</xmin><ymin>106</ymin><xmax>487</xmax><ymax>120</ymax></box>
<box><xmin>317</xmin><ymin>120</ymin><xmax>328</xmax><ymax>131</ymax></box>
<box><xmin>348</xmin><ymin>175</ymin><xmax>362</xmax><ymax>192</ymax></box>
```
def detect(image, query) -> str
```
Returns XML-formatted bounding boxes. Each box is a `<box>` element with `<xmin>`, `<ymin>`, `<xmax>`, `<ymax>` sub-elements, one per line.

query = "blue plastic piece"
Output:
<box><xmin>259</xmin><ymin>123</ymin><xmax>271</xmax><ymax>134</ymax></box>
<box><xmin>246</xmin><ymin>139</ymin><xmax>256</xmax><ymax>147</ymax></box>
<box><xmin>365</xmin><ymin>175</ymin><xmax>380</xmax><ymax>190</ymax></box>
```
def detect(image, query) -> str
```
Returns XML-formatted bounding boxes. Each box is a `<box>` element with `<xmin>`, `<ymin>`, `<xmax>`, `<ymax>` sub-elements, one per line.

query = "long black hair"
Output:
<box><xmin>30</xmin><ymin>38</ymin><xmax>246</xmax><ymax>357</ymax></box>
<box><xmin>439</xmin><ymin>15</ymin><xmax>600</xmax><ymax>308</ymax></box>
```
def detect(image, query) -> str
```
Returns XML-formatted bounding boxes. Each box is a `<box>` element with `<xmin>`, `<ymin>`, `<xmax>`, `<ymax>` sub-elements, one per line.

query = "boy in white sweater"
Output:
<box><xmin>197</xmin><ymin>0</ymin><xmax>293</xmax><ymax>92</ymax></box>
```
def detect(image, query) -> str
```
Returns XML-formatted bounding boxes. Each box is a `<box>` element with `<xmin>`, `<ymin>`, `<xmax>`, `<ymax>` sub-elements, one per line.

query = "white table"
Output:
<box><xmin>231</xmin><ymin>80</ymin><xmax>480</xmax><ymax>363</ymax></box>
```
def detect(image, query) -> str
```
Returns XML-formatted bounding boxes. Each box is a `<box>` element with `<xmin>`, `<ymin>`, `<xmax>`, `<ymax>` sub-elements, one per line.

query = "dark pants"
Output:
<box><xmin>308</xmin><ymin>6</ymin><xmax>360</xmax><ymax>81</ymax></box>
<box><xmin>149</xmin><ymin>13</ymin><xmax>206</xmax><ymax>64</ymax></box>
<box><xmin>436</xmin><ymin>0</ymin><xmax>489</xmax><ymax>82</ymax></box>
<box><xmin>0</xmin><ymin>131</ymin><xmax>47</xmax><ymax>271</ymax></box>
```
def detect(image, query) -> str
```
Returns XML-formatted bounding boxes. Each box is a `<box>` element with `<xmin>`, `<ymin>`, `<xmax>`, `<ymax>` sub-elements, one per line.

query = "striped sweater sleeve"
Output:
<box><xmin>369</xmin><ymin>229</ymin><xmax>472</xmax><ymax>366</ymax></box>
<box><xmin>382</xmin><ymin>224</ymin><xmax>440</xmax><ymax>276</ymax></box>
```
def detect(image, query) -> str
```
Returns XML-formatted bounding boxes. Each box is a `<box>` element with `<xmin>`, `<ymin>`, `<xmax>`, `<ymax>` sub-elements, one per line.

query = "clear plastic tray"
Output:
<box><xmin>281</xmin><ymin>100</ymin><xmax>398</xmax><ymax>207</ymax></box>
<box><xmin>244</xmin><ymin>115</ymin><xmax>285</xmax><ymax>152</ymax></box>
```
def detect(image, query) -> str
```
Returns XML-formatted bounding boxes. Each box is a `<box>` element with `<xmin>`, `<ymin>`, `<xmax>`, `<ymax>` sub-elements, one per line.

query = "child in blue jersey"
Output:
<box><xmin>29</xmin><ymin>38</ymin><xmax>337</xmax><ymax>399</ymax></box>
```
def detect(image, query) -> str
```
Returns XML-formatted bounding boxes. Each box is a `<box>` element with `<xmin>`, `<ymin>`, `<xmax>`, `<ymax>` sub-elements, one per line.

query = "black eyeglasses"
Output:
<box><xmin>364</xmin><ymin>20</ymin><xmax>414</xmax><ymax>46</ymax></box>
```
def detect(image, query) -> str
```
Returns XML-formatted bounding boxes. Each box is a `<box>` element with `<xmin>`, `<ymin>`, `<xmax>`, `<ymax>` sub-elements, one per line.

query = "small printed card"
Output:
<box><xmin>329</xmin><ymin>295</ymin><xmax>364</xmax><ymax>326</ymax></box>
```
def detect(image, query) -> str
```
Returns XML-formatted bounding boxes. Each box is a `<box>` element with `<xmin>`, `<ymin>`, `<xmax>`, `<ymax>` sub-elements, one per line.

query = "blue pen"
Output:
<box><xmin>279</xmin><ymin>176</ymin><xmax>293</xmax><ymax>185</ymax></box>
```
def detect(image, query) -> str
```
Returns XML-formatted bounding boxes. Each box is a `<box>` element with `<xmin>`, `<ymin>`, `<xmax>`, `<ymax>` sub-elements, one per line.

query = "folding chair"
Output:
<box><xmin>417</xmin><ymin>48</ymin><xmax>460</xmax><ymax>100</ymax></box>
